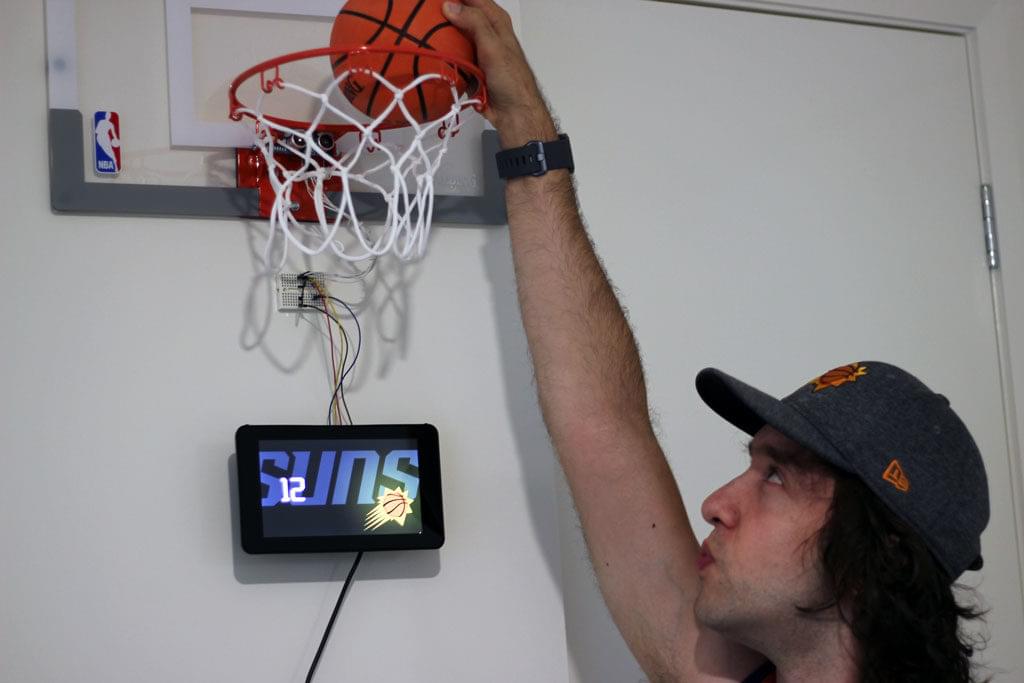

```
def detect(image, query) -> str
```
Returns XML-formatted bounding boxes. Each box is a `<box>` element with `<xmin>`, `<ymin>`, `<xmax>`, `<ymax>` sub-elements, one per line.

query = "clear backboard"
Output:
<box><xmin>45</xmin><ymin>0</ymin><xmax>519</xmax><ymax>224</ymax></box>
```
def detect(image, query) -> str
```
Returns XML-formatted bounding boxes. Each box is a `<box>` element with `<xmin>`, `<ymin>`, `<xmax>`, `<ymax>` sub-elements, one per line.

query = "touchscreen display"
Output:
<box><xmin>236</xmin><ymin>424</ymin><xmax>443</xmax><ymax>554</ymax></box>
<box><xmin>259</xmin><ymin>438</ymin><xmax>422</xmax><ymax>538</ymax></box>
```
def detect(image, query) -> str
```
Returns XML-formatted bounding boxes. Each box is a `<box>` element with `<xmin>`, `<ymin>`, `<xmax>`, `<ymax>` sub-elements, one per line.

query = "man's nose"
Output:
<box><xmin>701</xmin><ymin>476</ymin><xmax>741</xmax><ymax>529</ymax></box>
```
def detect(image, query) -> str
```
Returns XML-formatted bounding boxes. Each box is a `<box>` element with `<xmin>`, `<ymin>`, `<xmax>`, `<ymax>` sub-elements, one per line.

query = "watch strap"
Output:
<box><xmin>495</xmin><ymin>134</ymin><xmax>574</xmax><ymax>179</ymax></box>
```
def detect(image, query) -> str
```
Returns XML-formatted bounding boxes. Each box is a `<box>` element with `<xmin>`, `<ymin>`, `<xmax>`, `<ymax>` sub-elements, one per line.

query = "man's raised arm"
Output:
<box><xmin>443</xmin><ymin>2</ymin><xmax>762</xmax><ymax>680</ymax></box>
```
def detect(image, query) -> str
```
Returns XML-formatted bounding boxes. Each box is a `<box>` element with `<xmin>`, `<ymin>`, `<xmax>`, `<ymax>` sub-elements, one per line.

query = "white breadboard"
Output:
<box><xmin>276</xmin><ymin>272</ymin><xmax>329</xmax><ymax>312</ymax></box>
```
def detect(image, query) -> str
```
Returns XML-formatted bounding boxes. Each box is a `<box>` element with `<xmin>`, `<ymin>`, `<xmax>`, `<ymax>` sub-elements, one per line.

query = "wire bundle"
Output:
<box><xmin>297</xmin><ymin>273</ymin><xmax>364</xmax><ymax>426</ymax></box>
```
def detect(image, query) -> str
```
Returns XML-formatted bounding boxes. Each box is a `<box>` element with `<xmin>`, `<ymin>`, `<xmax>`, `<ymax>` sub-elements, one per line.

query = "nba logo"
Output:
<box><xmin>93</xmin><ymin>111</ymin><xmax>121</xmax><ymax>175</ymax></box>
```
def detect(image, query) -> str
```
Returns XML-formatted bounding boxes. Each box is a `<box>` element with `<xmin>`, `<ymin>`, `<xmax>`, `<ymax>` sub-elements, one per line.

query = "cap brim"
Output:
<box><xmin>695</xmin><ymin>368</ymin><xmax>777</xmax><ymax>437</ymax></box>
<box><xmin>694</xmin><ymin>367</ymin><xmax>852</xmax><ymax>474</ymax></box>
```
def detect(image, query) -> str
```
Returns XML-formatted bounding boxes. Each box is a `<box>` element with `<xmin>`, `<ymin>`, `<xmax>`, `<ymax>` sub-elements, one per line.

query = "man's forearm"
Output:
<box><xmin>503</xmin><ymin>119</ymin><xmax>652</xmax><ymax>449</ymax></box>
<box><xmin>439</xmin><ymin>7</ymin><xmax>714</xmax><ymax>675</ymax></box>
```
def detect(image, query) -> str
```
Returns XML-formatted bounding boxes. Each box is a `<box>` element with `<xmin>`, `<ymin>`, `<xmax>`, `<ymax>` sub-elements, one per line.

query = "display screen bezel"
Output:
<box><xmin>236</xmin><ymin>424</ymin><xmax>444</xmax><ymax>554</ymax></box>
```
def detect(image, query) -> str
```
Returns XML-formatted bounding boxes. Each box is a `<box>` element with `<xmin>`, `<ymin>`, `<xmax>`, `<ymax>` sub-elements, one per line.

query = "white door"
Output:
<box><xmin>520</xmin><ymin>1</ymin><xmax>1024</xmax><ymax>680</ymax></box>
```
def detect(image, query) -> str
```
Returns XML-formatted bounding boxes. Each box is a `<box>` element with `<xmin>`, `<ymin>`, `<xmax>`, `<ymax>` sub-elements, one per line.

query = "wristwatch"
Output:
<box><xmin>495</xmin><ymin>134</ymin><xmax>574</xmax><ymax>179</ymax></box>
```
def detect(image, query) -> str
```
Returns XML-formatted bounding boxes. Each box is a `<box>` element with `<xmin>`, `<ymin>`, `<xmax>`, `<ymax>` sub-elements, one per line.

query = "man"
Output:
<box><xmin>441</xmin><ymin>2</ymin><xmax>990</xmax><ymax>681</ymax></box>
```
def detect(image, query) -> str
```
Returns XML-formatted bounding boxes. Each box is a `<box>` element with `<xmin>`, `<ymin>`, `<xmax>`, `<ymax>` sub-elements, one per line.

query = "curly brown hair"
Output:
<box><xmin>799</xmin><ymin>469</ymin><xmax>990</xmax><ymax>683</ymax></box>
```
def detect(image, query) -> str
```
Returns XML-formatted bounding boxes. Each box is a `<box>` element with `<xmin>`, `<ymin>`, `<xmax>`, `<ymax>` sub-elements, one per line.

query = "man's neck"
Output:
<box><xmin>746</xmin><ymin>612</ymin><xmax>861</xmax><ymax>683</ymax></box>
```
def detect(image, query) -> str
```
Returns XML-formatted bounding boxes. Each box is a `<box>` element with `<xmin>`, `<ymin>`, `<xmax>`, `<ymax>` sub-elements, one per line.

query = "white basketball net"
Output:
<box><xmin>234</xmin><ymin>66</ymin><xmax>479</xmax><ymax>271</ymax></box>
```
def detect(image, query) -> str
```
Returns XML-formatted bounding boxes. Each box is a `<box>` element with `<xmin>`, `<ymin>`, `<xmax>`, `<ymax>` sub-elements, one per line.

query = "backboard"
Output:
<box><xmin>45</xmin><ymin>0</ymin><xmax>520</xmax><ymax>224</ymax></box>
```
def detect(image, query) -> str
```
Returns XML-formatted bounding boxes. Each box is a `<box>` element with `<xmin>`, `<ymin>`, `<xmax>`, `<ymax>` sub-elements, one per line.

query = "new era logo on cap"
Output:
<box><xmin>883</xmin><ymin>459</ymin><xmax>910</xmax><ymax>493</ymax></box>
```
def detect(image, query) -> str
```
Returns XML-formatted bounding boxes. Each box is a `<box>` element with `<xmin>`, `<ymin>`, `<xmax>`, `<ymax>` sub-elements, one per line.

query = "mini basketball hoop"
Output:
<box><xmin>229</xmin><ymin>45</ymin><xmax>487</xmax><ymax>268</ymax></box>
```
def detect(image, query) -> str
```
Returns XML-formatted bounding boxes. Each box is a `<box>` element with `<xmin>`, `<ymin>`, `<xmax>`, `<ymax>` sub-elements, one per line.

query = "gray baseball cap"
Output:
<box><xmin>695</xmin><ymin>361</ymin><xmax>989</xmax><ymax>579</ymax></box>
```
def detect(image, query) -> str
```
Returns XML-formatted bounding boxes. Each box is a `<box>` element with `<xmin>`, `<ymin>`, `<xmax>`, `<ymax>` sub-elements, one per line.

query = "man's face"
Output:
<box><xmin>694</xmin><ymin>425</ymin><xmax>836</xmax><ymax>641</ymax></box>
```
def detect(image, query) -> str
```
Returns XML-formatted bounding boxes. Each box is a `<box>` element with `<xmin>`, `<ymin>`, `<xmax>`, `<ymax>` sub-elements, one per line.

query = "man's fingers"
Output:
<box><xmin>459</xmin><ymin>0</ymin><xmax>513</xmax><ymax>29</ymax></box>
<box><xmin>442</xmin><ymin>2</ymin><xmax>498</xmax><ymax>42</ymax></box>
<box><xmin>442</xmin><ymin>0</ymin><xmax>548</xmax><ymax>136</ymax></box>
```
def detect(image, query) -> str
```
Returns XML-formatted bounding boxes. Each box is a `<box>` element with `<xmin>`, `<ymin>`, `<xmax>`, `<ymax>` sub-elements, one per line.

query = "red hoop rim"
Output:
<box><xmin>228</xmin><ymin>44</ymin><xmax>488</xmax><ymax>136</ymax></box>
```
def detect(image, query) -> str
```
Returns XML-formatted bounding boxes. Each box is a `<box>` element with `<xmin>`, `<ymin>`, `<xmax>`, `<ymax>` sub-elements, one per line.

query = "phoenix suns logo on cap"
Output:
<box><xmin>810</xmin><ymin>362</ymin><xmax>868</xmax><ymax>392</ymax></box>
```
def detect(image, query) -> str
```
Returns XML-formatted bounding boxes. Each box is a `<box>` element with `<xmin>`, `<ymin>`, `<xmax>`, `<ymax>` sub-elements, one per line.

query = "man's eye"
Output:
<box><xmin>766</xmin><ymin>467</ymin><xmax>783</xmax><ymax>485</ymax></box>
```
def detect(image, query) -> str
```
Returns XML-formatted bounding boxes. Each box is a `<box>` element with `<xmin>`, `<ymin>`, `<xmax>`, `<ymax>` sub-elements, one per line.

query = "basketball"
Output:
<box><xmin>330</xmin><ymin>0</ymin><xmax>477</xmax><ymax>125</ymax></box>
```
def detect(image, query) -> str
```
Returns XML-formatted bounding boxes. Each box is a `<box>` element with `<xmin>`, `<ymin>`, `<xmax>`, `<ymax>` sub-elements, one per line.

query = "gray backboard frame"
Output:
<box><xmin>44</xmin><ymin>0</ymin><xmax>507</xmax><ymax>224</ymax></box>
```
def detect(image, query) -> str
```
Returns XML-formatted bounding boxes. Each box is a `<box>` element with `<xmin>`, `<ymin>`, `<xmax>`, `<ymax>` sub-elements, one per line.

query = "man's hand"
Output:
<box><xmin>442</xmin><ymin>0</ymin><xmax>556</xmax><ymax>147</ymax></box>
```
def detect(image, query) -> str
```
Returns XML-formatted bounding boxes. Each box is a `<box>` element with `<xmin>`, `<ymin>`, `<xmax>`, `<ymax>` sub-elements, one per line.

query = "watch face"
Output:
<box><xmin>236</xmin><ymin>425</ymin><xmax>444</xmax><ymax>553</ymax></box>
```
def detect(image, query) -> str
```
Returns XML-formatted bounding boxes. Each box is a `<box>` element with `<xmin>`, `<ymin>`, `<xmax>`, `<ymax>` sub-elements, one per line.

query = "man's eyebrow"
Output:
<box><xmin>746</xmin><ymin>438</ymin><xmax>807</xmax><ymax>468</ymax></box>
<box><xmin>746</xmin><ymin>439</ymin><xmax>782</xmax><ymax>459</ymax></box>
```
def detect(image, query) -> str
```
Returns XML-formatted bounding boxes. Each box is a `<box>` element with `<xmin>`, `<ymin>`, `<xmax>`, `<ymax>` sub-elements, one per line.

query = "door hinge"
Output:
<box><xmin>981</xmin><ymin>184</ymin><xmax>1000</xmax><ymax>270</ymax></box>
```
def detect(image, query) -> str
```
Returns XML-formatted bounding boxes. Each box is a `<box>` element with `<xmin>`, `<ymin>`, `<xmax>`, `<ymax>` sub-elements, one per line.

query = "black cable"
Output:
<box><xmin>305</xmin><ymin>551</ymin><xmax>364</xmax><ymax>683</ymax></box>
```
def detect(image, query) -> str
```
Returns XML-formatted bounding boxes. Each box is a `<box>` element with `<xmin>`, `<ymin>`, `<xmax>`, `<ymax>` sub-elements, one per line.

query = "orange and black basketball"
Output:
<box><xmin>330</xmin><ymin>0</ymin><xmax>477</xmax><ymax>125</ymax></box>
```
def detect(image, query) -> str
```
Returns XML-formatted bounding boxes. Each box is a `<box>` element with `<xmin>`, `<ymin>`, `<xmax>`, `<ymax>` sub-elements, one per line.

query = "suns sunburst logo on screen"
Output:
<box><xmin>364</xmin><ymin>486</ymin><xmax>416</xmax><ymax>530</ymax></box>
